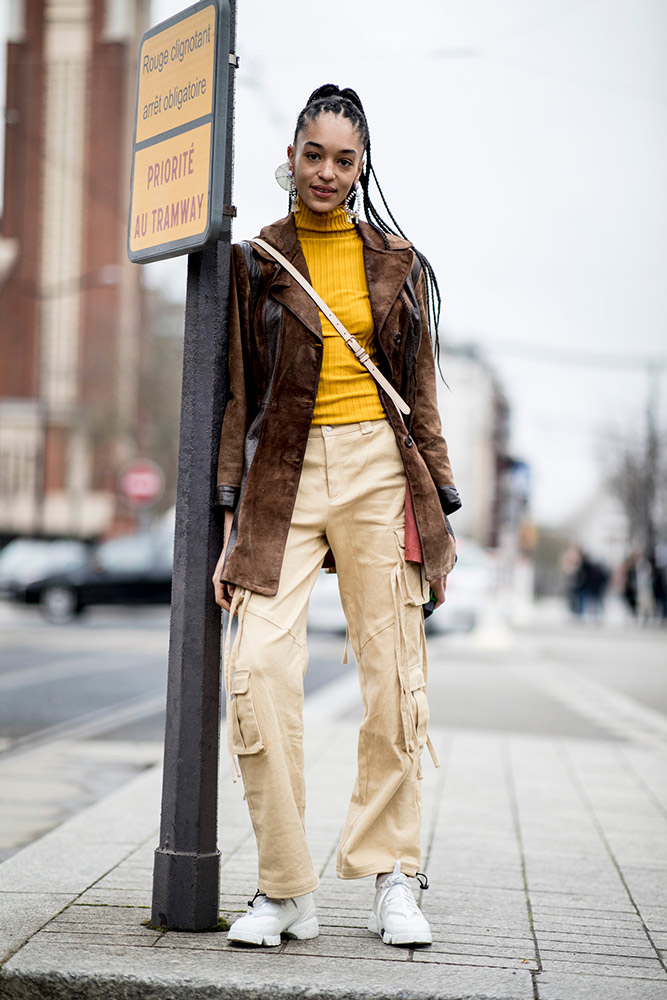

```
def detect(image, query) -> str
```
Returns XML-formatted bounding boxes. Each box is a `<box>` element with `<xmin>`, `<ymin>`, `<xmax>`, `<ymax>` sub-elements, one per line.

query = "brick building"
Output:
<box><xmin>0</xmin><ymin>0</ymin><xmax>152</xmax><ymax>538</ymax></box>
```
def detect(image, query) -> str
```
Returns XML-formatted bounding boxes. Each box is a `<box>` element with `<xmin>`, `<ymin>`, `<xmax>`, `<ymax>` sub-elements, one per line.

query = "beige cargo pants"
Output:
<box><xmin>224</xmin><ymin>419</ymin><xmax>434</xmax><ymax>898</ymax></box>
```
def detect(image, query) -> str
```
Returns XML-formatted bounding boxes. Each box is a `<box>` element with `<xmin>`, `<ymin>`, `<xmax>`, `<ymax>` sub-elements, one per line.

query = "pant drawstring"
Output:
<box><xmin>390</xmin><ymin>561</ymin><xmax>439</xmax><ymax>769</ymax></box>
<box><xmin>342</xmin><ymin>627</ymin><xmax>350</xmax><ymax>664</ymax></box>
<box><xmin>224</xmin><ymin>586</ymin><xmax>249</xmax><ymax>782</ymax></box>
<box><xmin>391</xmin><ymin>563</ymin><xmax>418</xmax><ymax>761</ymax></box>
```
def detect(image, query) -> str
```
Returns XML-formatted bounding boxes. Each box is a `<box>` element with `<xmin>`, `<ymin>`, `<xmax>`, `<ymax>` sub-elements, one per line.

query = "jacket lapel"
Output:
<box><xmin>359</xmin><ymin>222</ymin><xmax>414</xmax><ymax>341</ymax></box>
<box><xmin>253</xmin><ymin>216</ymin><xmax>323</xmax><ymax>342</ymax></box>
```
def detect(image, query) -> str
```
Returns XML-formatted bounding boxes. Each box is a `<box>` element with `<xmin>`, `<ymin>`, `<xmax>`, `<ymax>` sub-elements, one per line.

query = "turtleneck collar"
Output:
<box><xmin>293</xmin><ymin>196</ymin><xmax>354</xmax><ymax>234</ymax></box>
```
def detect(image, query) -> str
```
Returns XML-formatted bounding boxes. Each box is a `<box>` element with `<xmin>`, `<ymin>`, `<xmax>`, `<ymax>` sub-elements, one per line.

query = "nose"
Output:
<box><xmin>318</xmin><ymin>159</ymin><xmax>335</xmax><ymax>181</ymax></box>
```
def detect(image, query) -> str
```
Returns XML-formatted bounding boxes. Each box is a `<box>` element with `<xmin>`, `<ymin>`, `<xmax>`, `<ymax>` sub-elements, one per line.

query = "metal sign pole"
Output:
<box><xmin>150</xmin><ymin>0</ymin><xmax>236</xmax><ymax>931</ymax></box>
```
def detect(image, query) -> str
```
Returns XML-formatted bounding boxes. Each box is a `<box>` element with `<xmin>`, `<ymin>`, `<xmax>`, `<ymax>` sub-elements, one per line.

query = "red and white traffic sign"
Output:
<box><xmin>119</xmin><ymin>459</ymin><xmax>165</xmax><ymax>508</ymax></box>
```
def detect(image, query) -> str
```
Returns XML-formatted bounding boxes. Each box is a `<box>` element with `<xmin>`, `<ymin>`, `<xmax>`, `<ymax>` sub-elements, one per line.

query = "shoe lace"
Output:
<box><xmin>247</xmin><ymin>890</ymin><xmax>266</xmax><ymax>908</ymax></box>
<box><xmin>415</xmin><ymin>871</ymin><xmax>429</xmax><ymax>890</ymax></box>
<box><xmin>382</xmin><ymin>877</ymin><xmax>421</xmax><ymax>918</ymax></box>
<box><xmin>380</xmin><ymin>870</ymin><xmax>430</xmax><ymax>916</ymax></box>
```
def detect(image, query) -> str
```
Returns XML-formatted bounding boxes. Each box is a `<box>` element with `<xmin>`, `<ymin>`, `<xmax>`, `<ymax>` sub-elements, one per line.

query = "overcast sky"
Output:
<box><xmin>1</xmin><ymin>0</ymin><xmax>665</xmax><ymax>528</ymax></box>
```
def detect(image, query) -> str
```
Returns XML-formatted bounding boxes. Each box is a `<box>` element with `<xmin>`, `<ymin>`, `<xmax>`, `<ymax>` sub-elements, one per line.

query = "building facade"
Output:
<box><xmin>437</xmin><ymin>343</ymin><xmax>512</xmax><ymax>549</ymax></box>
<box><xmin>0</xmin><ymin>0</ymin><xmax>151</xmax><ymax>538</ymax></box>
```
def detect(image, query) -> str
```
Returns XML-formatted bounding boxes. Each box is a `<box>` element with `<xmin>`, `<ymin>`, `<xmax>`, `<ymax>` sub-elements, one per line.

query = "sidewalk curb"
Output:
<box><xmin>0</xmin><ymin>959</ymin><xmax>535</xmax><ymax>1000</ymax></box>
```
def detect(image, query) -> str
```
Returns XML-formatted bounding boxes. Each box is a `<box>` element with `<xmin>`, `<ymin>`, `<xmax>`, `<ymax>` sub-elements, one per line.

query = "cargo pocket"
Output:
<box><xmin>230</xmin><ymin>670</ymin><xmax>264</xmax><ymax>755</ymax></box>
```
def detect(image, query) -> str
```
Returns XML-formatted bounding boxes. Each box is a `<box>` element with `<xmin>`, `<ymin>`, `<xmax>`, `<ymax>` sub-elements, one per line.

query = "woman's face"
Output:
<box><xmin>288</xmin><ymin>112</ymin><xmax>364</xmax><ymax>214</ymax></box>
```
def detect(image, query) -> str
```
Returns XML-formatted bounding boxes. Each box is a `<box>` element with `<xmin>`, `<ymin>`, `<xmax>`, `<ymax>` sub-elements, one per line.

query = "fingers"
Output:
<box><xmin>430</xmin><ymin>575</ymin><xmax>447</xmax><ymax>609</ymax></box>
<box><xmin>212</xmin><ymin>509</ymin><xmax>236</xmax><ymax>610</ymax></box>
<box><xmin>212</xmin><ymin>571</ymin><xmax>235</xmax><ymax>612</ymax></box>
<box><xmin>222</xmin><ymin>582</ymin><xmax>236</xmax><ymax>612</ymax></box>
<box><xmin>219</xmin><ymin>584</ymin><xmax>235</xmax><ymax>612</ymax></box>
<box><xmin>217</xmin><ymin>598</ymin><xmax>232</xmax><ymax>614</ymax></box>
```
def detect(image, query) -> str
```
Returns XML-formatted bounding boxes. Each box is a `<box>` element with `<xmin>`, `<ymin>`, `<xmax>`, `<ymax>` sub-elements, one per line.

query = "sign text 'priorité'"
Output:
<box><xmin>131</xmin><ymin>124</ymin><xmax>211</xmax><ymax>248</ymax></box>
<box><xmin>128</xmin><ymin>1</ymin><xmax>230</xmax><ymax>263</ymax></box>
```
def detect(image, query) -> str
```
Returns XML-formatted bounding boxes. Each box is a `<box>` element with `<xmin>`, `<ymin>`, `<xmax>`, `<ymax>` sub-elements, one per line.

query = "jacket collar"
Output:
<box><xmin>357</xmin><ymin>221</ymin><xmax>414</xmax><ymax>340</ymax></box>
<box><xmin>251</xmin><ymin>214</ymin><xmax>414</xmax><ymax>341</ymax></box>
<box><xmin>254</xmin><ymin>215</ymin><xmax>322</xmax><ymax>340</ymax></box>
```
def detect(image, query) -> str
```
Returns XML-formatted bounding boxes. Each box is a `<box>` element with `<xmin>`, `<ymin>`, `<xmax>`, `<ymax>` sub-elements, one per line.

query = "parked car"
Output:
<box><xmin>12</xmin><ymin>529</ymin><xmax>174</xmax><ymax>623</ymax></box>
<box><xmin>433</xmin><ymin>536</ymin><xmax>497</xmax><ymax>632</ymax></box>
<box><xmin>0</xmin><ymin>538</ymin><xmax>89</xmax><ymax>603</ymax></box>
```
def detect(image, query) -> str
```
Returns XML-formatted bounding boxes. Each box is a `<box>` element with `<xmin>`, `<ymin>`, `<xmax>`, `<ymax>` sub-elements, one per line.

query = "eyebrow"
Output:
<box><xmin>303</xmin><ymin>141</ymin><xmax>358</xmax><ymax>156</ymax></box>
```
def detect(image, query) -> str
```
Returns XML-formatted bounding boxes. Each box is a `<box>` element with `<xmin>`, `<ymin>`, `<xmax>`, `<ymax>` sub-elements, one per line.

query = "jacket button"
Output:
<box><xmin>404</xmin><ymin>435</ymin><xmax>413</xmax><ymax>448</ymax></box>
<box><xmin>394</xmin><ymin>333</ymin><xmax>401</xmax><ymax>344</ymax></box>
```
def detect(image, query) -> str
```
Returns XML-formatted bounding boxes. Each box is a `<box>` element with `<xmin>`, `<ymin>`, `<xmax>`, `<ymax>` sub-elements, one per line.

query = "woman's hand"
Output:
<box><xmin>212</xmin><ymin>509</ymin><xmax>235</xmax><ymax>611</ymax></box>
<box><xmin>429</xmin><ymin>575</ymin><xmax>447</xmax><ymax>610</ymax></box>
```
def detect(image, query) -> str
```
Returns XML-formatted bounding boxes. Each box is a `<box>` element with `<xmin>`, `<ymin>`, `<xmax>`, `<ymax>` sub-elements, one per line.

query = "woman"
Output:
<box><xmin>212</xmin><ymin>85</ymin><xmax>461</xmax><ymax>948</ymax></box>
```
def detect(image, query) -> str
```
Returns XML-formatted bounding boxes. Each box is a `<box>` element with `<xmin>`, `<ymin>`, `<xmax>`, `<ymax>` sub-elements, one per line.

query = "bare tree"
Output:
<box><xmin>604</xmin><ymin>417</ymin><xmax>666</xmax><ymax>554</ymax></box>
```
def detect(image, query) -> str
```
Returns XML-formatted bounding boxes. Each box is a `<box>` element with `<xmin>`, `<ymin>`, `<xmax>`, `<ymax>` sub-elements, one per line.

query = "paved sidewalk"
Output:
<box><xmin>1</xmin><ymin>672</ymin><xmax>667</xmax><ymax>1000</ymax></box>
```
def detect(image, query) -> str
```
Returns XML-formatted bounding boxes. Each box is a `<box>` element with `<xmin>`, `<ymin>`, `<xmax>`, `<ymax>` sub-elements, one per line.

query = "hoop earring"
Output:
<box><xmin>344</xmin><ymin>181</ymin><xmax>361</xmax><ymax>224</ymax></box>
<box><xmin>289</xmin><ymin>172</ymin><xmax>299</xmax><ymax>213</ymax></box>
<box><xmin>275</xmin><ymin>161</ymin><xmax>299</xmax><ymax>213</ymax></box>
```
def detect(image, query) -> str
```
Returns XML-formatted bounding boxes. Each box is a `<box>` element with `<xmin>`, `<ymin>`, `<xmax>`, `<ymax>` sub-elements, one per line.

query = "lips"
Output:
<box><xmin>311</xmin><ymin>186</ymin><xmax>336</xmax><ymax>198</ymax></box>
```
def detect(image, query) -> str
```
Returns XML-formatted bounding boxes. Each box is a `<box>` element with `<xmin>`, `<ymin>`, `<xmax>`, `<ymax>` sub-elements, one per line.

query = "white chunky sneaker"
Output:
<box><xmin>227</xmin><ymin>891</ymin><xmax>319</xmax><ymax>947</ymax></box>
<box><xmin>368</xmin><ymin>861</ymin><xmax>432</xmax><ymax>946</ymax></box>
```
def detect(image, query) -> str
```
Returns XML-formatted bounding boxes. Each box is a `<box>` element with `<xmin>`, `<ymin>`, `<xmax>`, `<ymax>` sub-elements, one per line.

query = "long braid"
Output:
<box><xmin>295</xmin><ymin>85</ymin><xmax>444</xmax><ymax>376</ymax></box>
<box><xmin>362</xmin><ymin>152</ymin><xmax>444</xmax><ymax>377</ymax></box>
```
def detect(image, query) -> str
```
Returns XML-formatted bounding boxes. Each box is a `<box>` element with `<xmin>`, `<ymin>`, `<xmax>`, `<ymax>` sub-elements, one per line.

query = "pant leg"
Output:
<box><xmin>225</xmin><ymin>432</ymin><xmax>330</xmax><ymax>898</ymax></box>
<box><xmin>321</xmin><ymin>419</ymin><xmax>431</xmax><ymax>880</ymax></box>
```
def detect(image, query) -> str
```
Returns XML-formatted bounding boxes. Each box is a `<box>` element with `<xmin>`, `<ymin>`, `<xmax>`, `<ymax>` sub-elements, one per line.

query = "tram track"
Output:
<box><xmin>0</xmin><ymin>652</ymin><xmax>165</xmax><ymax>694</ymax></box>
<box><xmin>0</xmin><ymin>692</ymin><xmax>168</xmax><ymax>761</ymax></box>
<box><xmin>0</xmin><ymin>613</ymin><xmax>171</xmax><ymax>761</ymax></box>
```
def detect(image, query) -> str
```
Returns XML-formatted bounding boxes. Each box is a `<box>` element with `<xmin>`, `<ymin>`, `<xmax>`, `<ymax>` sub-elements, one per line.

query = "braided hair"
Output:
<box><xmin>294</xmin><ymin>84</ymin><xmax>443</xmax><ymax>373</ymax></box>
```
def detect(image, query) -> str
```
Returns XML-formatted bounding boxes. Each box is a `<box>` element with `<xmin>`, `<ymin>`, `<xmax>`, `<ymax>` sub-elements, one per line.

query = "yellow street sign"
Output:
<box><xmin>135</xmin><ymin>6</ymin><xmax>215</xmax><ymax>144</ymax></box>
<box><xmin>130</xmin><ymin>123</ymin><xmax>212</xmax><ymax>252</ymax></box>
<box><xmin>128</xmin><ymin>0</ymin><xmax>230</xmax><ymax>263</ymax></box>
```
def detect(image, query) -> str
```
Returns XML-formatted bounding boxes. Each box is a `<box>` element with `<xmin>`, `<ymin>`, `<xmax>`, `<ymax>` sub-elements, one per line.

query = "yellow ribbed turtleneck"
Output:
<box><xmin>294</xmin><ymin>198</ymin><xmax>385</xmax><ymax>425</ymax></box>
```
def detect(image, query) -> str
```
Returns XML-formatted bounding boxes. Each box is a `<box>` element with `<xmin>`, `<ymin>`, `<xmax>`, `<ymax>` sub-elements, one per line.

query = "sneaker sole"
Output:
<box><xmin>227</xmin><ymin>928</ymin><xmax>282</xmax><ymax>947</ymax></box>
<box><xmin>380</xmin><ymin>928</ymin><xmax>432</xmax><ymax>946</ymax></box>
<box><xmin>228</xmin><ymin>916</ymin><xmax>319</xmax><ymax>948</ymax></box>
<box><xmin>368</xmin><ymin>913</ymin><xmax>432</xmax><ymax>946</ymax></box>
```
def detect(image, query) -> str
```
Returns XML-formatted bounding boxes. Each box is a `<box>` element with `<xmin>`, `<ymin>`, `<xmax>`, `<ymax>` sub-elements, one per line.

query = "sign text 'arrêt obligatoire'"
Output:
<box><xmin>128</xmin><ymin>2</ymin><xmax>228</xmax><ymax>262</ymax></box>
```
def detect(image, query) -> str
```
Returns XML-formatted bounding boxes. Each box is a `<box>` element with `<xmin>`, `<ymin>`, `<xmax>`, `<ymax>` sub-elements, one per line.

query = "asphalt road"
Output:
<box><xmin>0</xmin><ymin>602</ymin><xmax>349</xmax><ymax>748</ymax></box>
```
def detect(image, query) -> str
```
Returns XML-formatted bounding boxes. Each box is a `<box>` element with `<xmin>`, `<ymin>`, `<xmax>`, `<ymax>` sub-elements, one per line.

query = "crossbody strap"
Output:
<box><xmin>251</xmin><ymin>237</ymin><xmax>410</xmax><ymax>416</ymax></box>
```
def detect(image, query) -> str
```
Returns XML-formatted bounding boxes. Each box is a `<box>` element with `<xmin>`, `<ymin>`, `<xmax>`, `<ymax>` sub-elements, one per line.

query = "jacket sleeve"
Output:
<box><xmin>216</xmin><ymin>245</ymin><xmax>251</xmax><ymax>509</ymax></box>
<box><xmin>410</xmin><ymin>269</ymin><xmax>462</xmax><ymax>518</ymax></box>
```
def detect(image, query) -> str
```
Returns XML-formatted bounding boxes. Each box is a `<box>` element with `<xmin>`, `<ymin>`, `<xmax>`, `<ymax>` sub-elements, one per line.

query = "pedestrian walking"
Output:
<box><xmin>212</xmin><ymin>84</ymin><xmax>461</xmax><ymax>948</ymax></box>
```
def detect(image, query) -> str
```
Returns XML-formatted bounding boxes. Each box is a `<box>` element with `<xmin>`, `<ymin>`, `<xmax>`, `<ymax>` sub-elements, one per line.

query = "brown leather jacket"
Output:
<box><xmin>216</xmin><ymin>213</ymin><xmax>461</xmax><ymax>596</ymax></box>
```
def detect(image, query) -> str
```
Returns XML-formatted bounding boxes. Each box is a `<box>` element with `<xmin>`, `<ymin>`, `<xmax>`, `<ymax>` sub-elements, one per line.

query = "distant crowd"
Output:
<box><xmin>560</xmin><ymin>544</ymin><xmax>667</xmax><ymax>623</ymax></box>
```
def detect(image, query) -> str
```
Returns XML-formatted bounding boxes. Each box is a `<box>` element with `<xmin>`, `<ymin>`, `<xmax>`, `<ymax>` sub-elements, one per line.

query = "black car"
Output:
<box><xmin>18</xmin><ymin>529</ymin><xmax>174</xmax><ymax>623</ymax></box>
<box><xmin>0</xmin><ymin>538</ymin><xmax>89</xmax><ymax>602</ymax></box>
